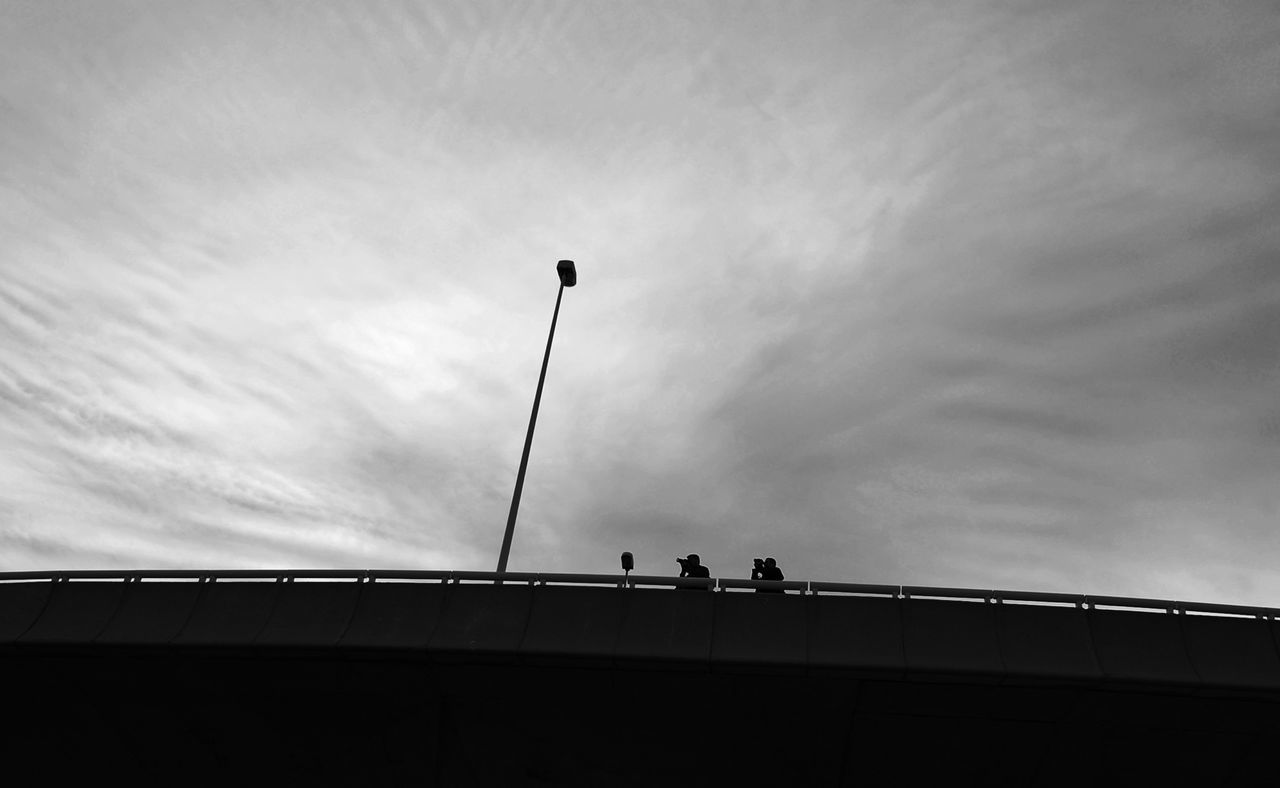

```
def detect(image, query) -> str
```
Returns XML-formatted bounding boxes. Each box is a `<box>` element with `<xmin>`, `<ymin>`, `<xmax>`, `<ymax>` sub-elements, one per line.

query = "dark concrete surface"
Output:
<box><xmin>4</xmin><ymin>579</ymin><xmax>1280</xmax><ymax>785</ymax></box>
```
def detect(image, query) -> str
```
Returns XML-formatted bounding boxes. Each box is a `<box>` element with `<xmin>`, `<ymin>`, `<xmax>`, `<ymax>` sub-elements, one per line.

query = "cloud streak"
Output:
<box><xmin>1</xmin><ymin>0</ymin><xmax>1278</xmax><ymax>605</ymax></box>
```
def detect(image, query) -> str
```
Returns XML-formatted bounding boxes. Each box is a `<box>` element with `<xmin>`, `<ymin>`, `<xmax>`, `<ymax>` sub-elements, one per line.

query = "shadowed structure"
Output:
<box><xmin>4</xmin><ymin>570</ymin><xmax>1280</xmax><ymax>784</ymax></box>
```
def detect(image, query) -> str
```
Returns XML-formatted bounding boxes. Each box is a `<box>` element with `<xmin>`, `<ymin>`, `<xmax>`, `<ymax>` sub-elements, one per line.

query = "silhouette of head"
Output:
<box><xmin>686</xmin><ymin>553</ymin><xmax>701</xmax><ymax>567</ymax></box>
<box><xmin>764</xmin><ymin>557</ymin><xmax>777</xmax><ymax>568</ymax></box>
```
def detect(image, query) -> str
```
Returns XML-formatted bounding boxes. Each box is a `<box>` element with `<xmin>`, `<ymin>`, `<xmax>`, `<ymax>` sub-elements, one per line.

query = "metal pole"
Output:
<box><xmin>496</xmin><ymin>282</ymin><xmax>565</xmax><ymax>573</ymax></box>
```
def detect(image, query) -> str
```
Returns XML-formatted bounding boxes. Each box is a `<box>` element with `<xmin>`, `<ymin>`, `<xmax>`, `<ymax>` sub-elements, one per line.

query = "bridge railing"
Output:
<box><xmin>0</xmin><ymin>569</ymin><xmax>1274</xmax><ymax>620</ymax></box>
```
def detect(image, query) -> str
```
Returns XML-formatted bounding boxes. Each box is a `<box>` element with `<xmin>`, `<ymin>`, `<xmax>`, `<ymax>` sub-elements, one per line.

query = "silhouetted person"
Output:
<box><xmin>676</xmin><ymin>553</ymin><xmax>710</xmax><ymax>590</ymax></box>
<box><xmin>751</xmin><ymin>557</ymin><xmax>784</xmax><ymax>593</ymax></box>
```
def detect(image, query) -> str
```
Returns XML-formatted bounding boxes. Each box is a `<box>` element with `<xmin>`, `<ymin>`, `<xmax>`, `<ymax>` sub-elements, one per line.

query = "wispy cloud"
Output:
<box><xmin>1</xmin><ymin>1</ymin><xmax>1277</xmax><ymax>605</ymax></box>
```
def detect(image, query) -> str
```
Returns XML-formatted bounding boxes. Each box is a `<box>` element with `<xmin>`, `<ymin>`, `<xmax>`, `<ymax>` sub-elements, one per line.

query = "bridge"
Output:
<box><xmin>4</xmin><ymin>569</ymin><xmax>1280</xmax><ymax>785</ymax></box>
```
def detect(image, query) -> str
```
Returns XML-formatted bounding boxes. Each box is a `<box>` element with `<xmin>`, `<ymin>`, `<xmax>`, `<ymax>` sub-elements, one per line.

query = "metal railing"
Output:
<box><xmin>0</xmin><ymin>569</ymin><xmax>1273</xmax><ymax>620</ymax></box>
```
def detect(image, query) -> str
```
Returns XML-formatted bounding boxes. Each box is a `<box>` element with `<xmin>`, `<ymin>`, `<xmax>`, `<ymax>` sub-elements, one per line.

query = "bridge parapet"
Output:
<box><xmin>3</xmin><ymin>570</ymin><xmax>1280</xmax><ymax>691</ymax></box>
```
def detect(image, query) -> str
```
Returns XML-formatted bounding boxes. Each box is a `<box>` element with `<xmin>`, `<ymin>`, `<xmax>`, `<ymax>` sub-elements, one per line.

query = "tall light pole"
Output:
<box><xmin>496</xmin><ymin>260</ymin><xmax>577</xmax><ymax>573</ymax></box>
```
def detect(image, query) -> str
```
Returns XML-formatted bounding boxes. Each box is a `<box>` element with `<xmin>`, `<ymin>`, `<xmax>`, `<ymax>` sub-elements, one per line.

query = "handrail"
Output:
<box><xmin>807</xmin><ymin>581</ymin><xmax>898</xmax><ymax>597</ymax></box>
<box><xmin>537</xmin><ymin>572</ymin><xmax>628</xmax><ymax>586</ymax></box>
<box><xmin>993</xmin><ymin>589</ymin><xmax>1085</xmax><ymax>606</ymax></box>
<box><xmin>367</xmin><ymin>569</ymin><xmax>451</xmax><ymax>582</ymax></box>
<box><xmin>1173</xmin><ymin>600</ymin><xmax>1271</xmax><ymax>619</ymax></box>
<box><xmin>0</xmin><ymin>570</ymin><xmax>1274</xmax><ymax>620</ymax></box>
<box><xmin>717</xmin><ymin>578</ymin><xmax>809</xmax><ymax>593</ymax></box>
<box><xmin>1085</xmin><ymin>594</ymin><xmax>1178</xmax><ymax>612</ymax></box>
<box><xmin>626</xmin><ymin>574</ymin><xmax>715</xmax><ymax>590</ymax></box>
<box><xmin>451</xmin><ymin>570</ymin><xmax>539</xmax><ymax>584</ymax></box>
<box><xmin>903</xmin><ymin>585</ymin><xmax>992</xmax><ymax>601</ymax></box>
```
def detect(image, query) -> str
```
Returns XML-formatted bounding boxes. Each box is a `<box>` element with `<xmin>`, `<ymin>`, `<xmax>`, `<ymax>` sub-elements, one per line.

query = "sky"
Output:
<box><xmin>2</xmin><ymin>0</ymin><xmax>1278</xmax><ymax>605</ymax></box>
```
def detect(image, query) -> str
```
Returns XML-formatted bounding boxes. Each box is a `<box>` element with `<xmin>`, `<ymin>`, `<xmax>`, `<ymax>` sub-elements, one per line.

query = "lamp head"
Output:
<box><xmin>557</xmin><ymin>259</ymin><xmax>577</xmax><ymax>287</ymax></box>
<box><xmin>620</xmin><ymin>551</ymin><xmax>634</xmax><ymax>572</ymax></box>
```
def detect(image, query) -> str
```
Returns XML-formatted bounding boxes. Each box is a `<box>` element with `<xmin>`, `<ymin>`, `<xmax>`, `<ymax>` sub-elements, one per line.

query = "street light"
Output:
<box><xmin>496</xmin><ymin>260</ymin><xmax>577</xmax><ymax>573</ymax></box>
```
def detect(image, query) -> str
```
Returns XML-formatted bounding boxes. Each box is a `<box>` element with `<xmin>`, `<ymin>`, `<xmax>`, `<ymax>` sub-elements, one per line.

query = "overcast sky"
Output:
<box><xmin>2</xmin><ymin>1</ymin><xmax>1278</xmax><ymax>605</ymax></box>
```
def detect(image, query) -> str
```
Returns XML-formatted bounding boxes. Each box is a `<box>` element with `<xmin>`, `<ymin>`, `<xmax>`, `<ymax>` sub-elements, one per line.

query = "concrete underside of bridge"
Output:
<box><xmin>6</xmin><ymin>645</ymin><xmax>1280</xmax><ymax>786</ymax></box>
<box><xmin>7</xmin><ymin>577</ymin><xmax>1280</xmax><ymax>784</ymax></box>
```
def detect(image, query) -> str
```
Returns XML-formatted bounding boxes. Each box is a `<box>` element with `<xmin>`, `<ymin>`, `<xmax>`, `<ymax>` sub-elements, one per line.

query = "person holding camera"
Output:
<box><xmin>751</xmin><ymin>557</ymin><xmax>784</xmax><ymax>593</ymax></box>
<box><xmin>675</xmin><ymin>553</ymin><xmax>711</xmax><ymax>590</ymax></box>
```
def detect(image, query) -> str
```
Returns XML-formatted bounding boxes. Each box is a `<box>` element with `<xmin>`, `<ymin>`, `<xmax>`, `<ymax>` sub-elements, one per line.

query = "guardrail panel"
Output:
<box><xmin>1087</xmin><ymin>609</ymin><xmax>1199</xmax><ymax>685</ymax></box>
<box><xmin>15</xmin><ymin>568</ymin><xmax>1280</xmax><ymax>693</ymax></box>
<box><xmin>0</xmin><ymin>581</ymin><xmax>53</xmax><ymax>643</ymax></box>
<box><xmin>96</xmin><ymin>581</ymin><xmax>203</xmax><ymax>645</ymax></box>
<box><xmin>996</xmin><ymin>603</ymin><xmax>1101</xmax><ymax>681</ymax></box>
<box><xmin>710</xmin><ymin>591</ymin><xmax>807</xmax><ymax>668</ymax></box>
<box><xmin>429</xmin><ymin>583</ymin><xmax>534</xmax><ymax>655</ymax></box>
<box><xmin>20</xmin><ymin>581</ymin><xmax>126</xmax><ymax>644</ymax></box>
<box><xmin>807</xmin><ymin>594</ymin><xmax>904</xmax><ymax>673</ymax></box>
<box><xmin>808</xmin><ymin>581</ymin><xmax>898</xmax><ymax>596</ymax></box>
<box><xmin>520</xmin><ymin>586</ymin><xmax>626</xmax><ymax>661</ymax></box>
<box><xmin>614</xmin><ymin>587</ymin><xmax>714</xmax><ymax>664</ymax></box>
<box><xmin>340</xmin><ymin>581</ymin><xmax>448</xmax><ymax>649</ymax></box>
<box><xmin>717</xmin><ymin>578</ymin><xmax>808</xmax><ymax>593</ymax></box>
<box><xmin>257</xmin><ymin>581</ymin><xmax>362</xmax><ymax>647</ymax></box>
<box><xmin>902</xmin><ymin>599</ymin><xmax>1002</xmax><ymax>677</ymax></box>
<box><xmin>173</xmin><ymin>581</ymin><xmax>281</xmax><ymax>646</ymax></box>
<box><xmin>626</xmin><ymin>575</ymin><xmax>714</xmax><ymax>590</ymax></box>
<box><xmin>1181</xmin><ymin>614</ymin><xmax>1280</xmax><ymax>689</ymax></box>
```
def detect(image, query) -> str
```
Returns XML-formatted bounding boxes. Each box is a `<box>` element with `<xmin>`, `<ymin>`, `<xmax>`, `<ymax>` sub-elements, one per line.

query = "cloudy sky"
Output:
<box><xmin>2</xmin><ymin>1</ymin><xmax>1278</xmax><ymax>605</ymax></box>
